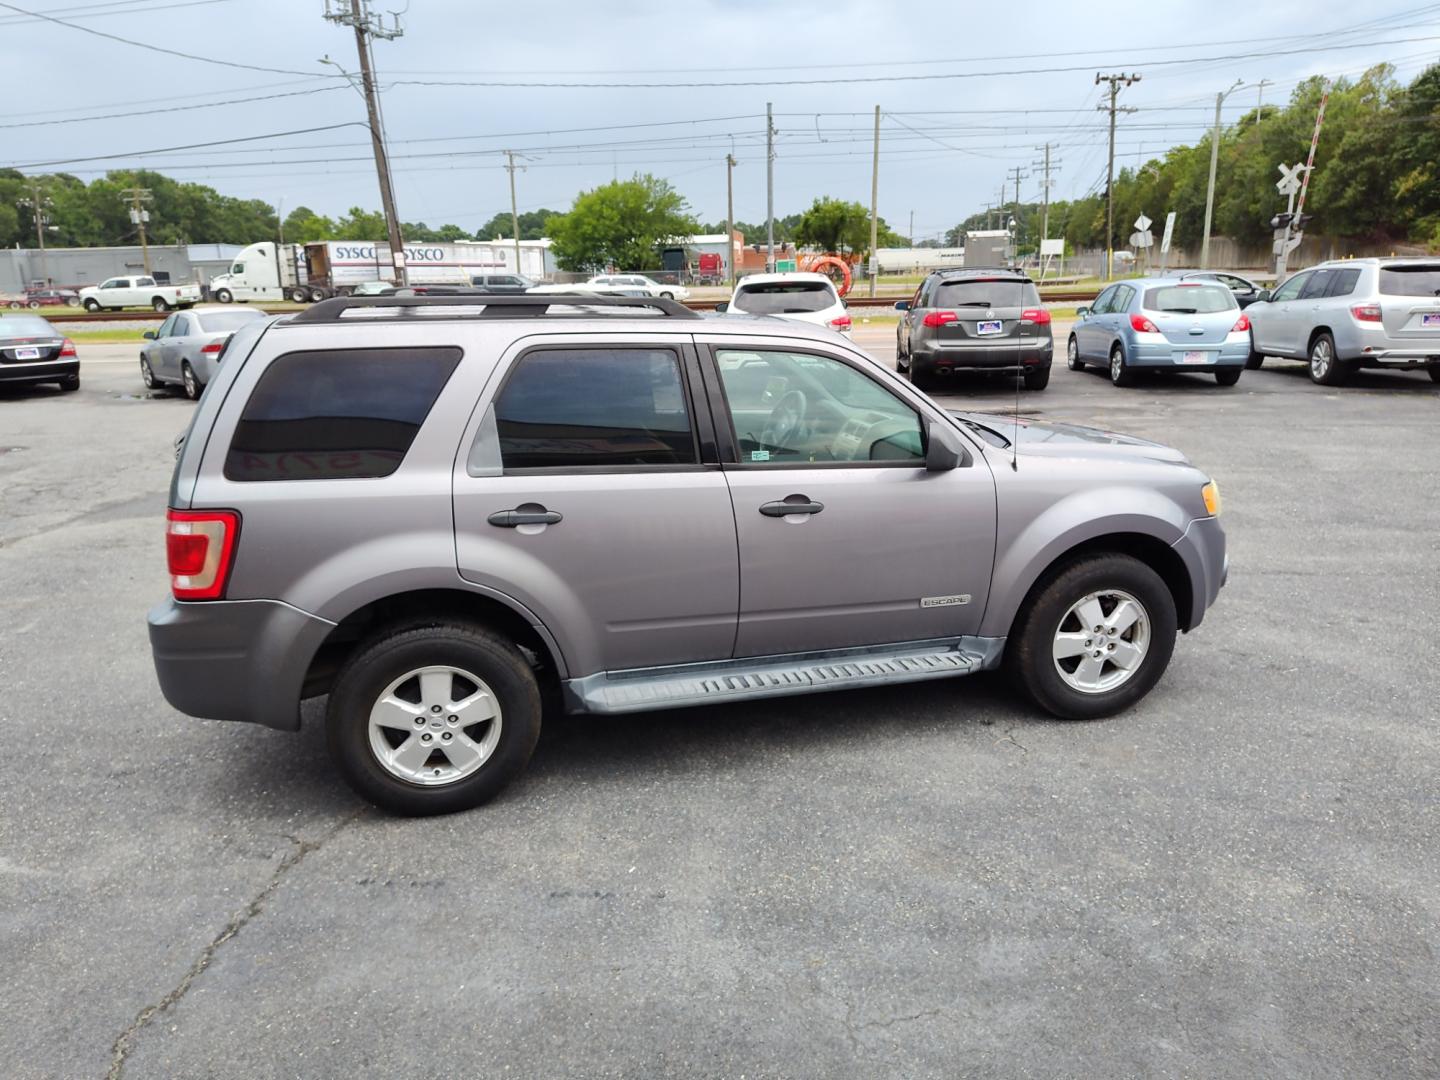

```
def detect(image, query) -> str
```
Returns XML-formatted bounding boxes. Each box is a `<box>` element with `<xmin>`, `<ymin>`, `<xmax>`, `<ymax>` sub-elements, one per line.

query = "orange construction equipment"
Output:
<box><xmin>798</xmin><ymin>253</ymin><xmax>854</xmax><ymax>297</ymax></box>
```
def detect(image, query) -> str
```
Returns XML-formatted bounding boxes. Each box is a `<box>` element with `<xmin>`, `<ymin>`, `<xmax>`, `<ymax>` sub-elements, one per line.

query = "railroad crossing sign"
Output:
<box><xmin>1276</xmin><ymin>162</ymin><xmax>1306</xmax><ymax>195</ymax></box>
<box><xmin>1134</xmin><ymin>213</ymin><xmax>1152</xmax><ymax>232</ymax></box>
<box><xmin>1129</xmin><ymin>229</ymin><xmax>1153</xmax><ymax>248</ymax></box>
<box><xmin>1160</xmin><ymin>211</ymin><xmax>1177</xmax><ymax>254</ymax></box>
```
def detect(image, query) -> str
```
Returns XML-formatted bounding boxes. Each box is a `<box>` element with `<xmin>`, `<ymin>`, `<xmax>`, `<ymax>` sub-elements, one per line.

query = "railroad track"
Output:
<box><xmin>50</xmin><ymin>290</ymin><xmax>1099</xmax><ymax>323</ymax></box>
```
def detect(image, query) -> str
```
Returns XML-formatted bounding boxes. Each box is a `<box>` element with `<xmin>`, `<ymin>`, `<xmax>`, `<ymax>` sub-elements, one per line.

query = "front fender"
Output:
<box><xmin>980</xmin><ymin>485</ymin><xmax>1190</xmax><ymax>638</ymax></box>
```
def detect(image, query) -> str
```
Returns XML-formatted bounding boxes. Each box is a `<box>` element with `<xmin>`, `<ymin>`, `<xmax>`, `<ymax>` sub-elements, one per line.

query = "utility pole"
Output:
<box><xmin>1095</xmin><ymin>72</ymin><xmax>1140</xmax><ymax>280</ymax></box>
<box><xmin>725</xmin><ymin>152</ymin><xmax>737</xmax><ymax>289</ymax></box>
<box><xmin>19</xmin><ymin>181</ymin><xmax>54</xmax><ymax>286</ymax></box>
<box><xmin>325</xmin><ymin>0</ymin><xmax>406</xmax><ymax>284</ymax></box>
<box><xmin>1256</xmin><ymin>78</ymin><xmax>1273</xmax><ymax>117</ymax></box>
<box><xmin>120</xmin><ymin>187</ymin><xmax>153</xmax><ymax>274</ymax></box>
<box><xmin>1032</xmin><ymin>143</ymin><xmax>1061</xmax><ymax>242</ymax></box>
<box><xmin>1200</xmin><ymin>79</ymin><xmax>1243</xmax><ymax>270</ymax></box>
<box><xmin>868</xmin><ymin>104</ymin><xmax>880</xmax><ymax>297</ymax></box>
<box><xmin>765</xmin><ymin>102</ymin><xmax>775</xmax><ymax>272</ymax></box>
<box><xmin>504</xmin><ymin>150</ymin><xmax>523</xmax><ymax>276</ymax></box>
<box><xmin>908</xmin><ymin>209</ymin><xmax>914</xmax><ymax>246</ymax></box>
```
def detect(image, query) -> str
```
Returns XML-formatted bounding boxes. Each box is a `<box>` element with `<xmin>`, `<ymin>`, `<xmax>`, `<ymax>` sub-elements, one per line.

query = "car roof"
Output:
<box><xmin>1313</xmin><ymin>256</ymin><xmax>1439</xmax><ymax>267</ymax></box>
<box><xmin>930</xmin><ymin>266</ymin><xmax>1031</xmax><ymax>281</ymax></box>
<box><xmin>734</xmin><ymin>272</ymin><xmax>835</xmax><ymax>287</ymax></box>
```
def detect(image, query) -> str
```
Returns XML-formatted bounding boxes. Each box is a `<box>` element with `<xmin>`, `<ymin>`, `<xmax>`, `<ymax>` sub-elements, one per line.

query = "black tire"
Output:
<box><xmin>181</xmin><ymin>361</ymin><xmax>200</xmax><ymax>401</ymax></box>
<box><xmin>1023</xmin><ymin>366</ymin><xmax>1051</xmax><ymax>391</ymax></box>
<box><xmin>896</xmin><ymin>336</ymin><xmax>910</xmax><ymax>374</ymax></box>
<box><xmin>1245</xmin><ymin>348</ymin><xmax>1264</xmax><ymax>370</ymax></box>
<box><xmin>58</xmin><ymin>373</ymin><xmax>80</xmax><ymax>392</ymax></box>
<box><xmin>1066</xmin><ymin>334</ymin><xmax>1084</xmax><ymax>371</ymax></box>
<box><xmin>290</xmin><ymin>287</ymin><xmax>310</xmax><ymax>303</ymax></box>
<box><xmin>139</xmin><ymin>355</ymin><xmax>160</xmax><ymax>389</ymax></box>
<box><xmin>660</xmin><ymin>291</ymin><xmax>674</xmax><ymax>300</ymax></box>
<box><xmin>1308</xmin><ymin>332</ymin><xmax>1351</xmax><ymax>386</ymax></box>
<box><xmin>1109</xmin><ymin>343</ymin><xmax>1135</xmax><ymax>387</ymax></box>
<box><xmin>1005</xmin><ymin>553</ymin><xmax>1178</xmax><ymax>721</ymax></box>
<box><xmin>1428</xmin><ymin>365</ymin><xmax>1440</xmax><ymax>384</ymax></box>
<box><xmin>326</xmin><ymin>622</ymin><xmax>542</xmax><ymax>815</ymax></box>
<box><xmin>1214</xmin><ymin>368</ymin><xmax>1242</xmax><ymax>386</ymax></box>
<box><xmin>26</xmin><ymin>299</ymin><xmax>40</xmax><ymax>309</ymax></box>
<box><xmin>152</xmin><ymin>297</ymin><xmax>171</xmax><ymax>312</ymax></box>
<box><xmin>83</xmin><ymin>298</ymin><xmax>101</xmax><ymax>312</ymax></box>
<box><xmin>215</xmin><ymin>288</ymin><xmax>234</xmax><ymax>304</ymax></box>
<box><xmin>309</xmin><ymin>287</ymin><xmax>328</xmax><ymax>303</ymax></box>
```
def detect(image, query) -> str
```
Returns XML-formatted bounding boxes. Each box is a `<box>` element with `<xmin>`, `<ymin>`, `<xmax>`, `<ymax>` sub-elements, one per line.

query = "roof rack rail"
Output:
<box><xmin>288</xmin><ymin>293</ymin><xmax>701</xmax><ymax>324</ymax></box>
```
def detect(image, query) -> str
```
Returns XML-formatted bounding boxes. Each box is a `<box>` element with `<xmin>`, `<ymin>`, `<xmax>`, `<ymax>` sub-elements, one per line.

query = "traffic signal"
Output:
<box><xmin>1293</xmin><ymin>213</ymin><xmax>1314</xmax><ymax>231</ymax></box>
<box><xmin>1270</xmin><ymin>213</ymin><xmax>1293</xmax><ymax>229</ymax></box>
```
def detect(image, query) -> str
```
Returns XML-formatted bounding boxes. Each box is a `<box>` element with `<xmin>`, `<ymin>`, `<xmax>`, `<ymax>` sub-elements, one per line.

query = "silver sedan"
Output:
<box><xmin>140</xmin><ymin>306</ymin><xmax>268</xmax><ymax>398</ymax></box>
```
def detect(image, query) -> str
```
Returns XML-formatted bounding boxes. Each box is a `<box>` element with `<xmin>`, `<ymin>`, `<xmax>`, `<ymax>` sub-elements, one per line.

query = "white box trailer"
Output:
<box><xmin>208</xmin><ymin>240</ymin><xmax>543</xmax><ymax>303</ymax></box>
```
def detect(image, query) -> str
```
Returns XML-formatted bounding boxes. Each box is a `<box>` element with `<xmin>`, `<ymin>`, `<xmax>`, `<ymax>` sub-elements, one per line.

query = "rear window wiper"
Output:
<box><xmin>954</xmin><ymin>300</ymin><xmax>990</xmax><ymax>307</ymax></box>
<box><xmin>1159</xmin><ymin>307</ymin><xmax>1198</xmax><ymax>314</ymax></box>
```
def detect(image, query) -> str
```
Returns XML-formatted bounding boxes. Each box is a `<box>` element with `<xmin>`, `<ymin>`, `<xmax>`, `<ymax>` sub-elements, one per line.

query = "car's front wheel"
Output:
<box><xmin>140</xmin><ymin>355</ymin><xmax>159</xmax><ymax>389</ymax></box>
<box><xmin>1006</xmin><ymin>553</ymin><xmax>1178</xmax><ymax>720</ymax></box>
<box><xmin>214</xmin><ymin>288</ymin><xmax>234</xmax><ymax>304</ymax></box>
<box><xmin>83</xmin><ymin>298</ymin><xmax>101</xmax><ymax>312</ymax></box>
<box><xmin>1066</xmin><ymin>335</ymin><xmax>1084</xmax><ymax>371</ymax></box>
<box><xmin>326</xmin><ymin>622</ymin><xmax>543</xmax><ymax>815</ymax></box>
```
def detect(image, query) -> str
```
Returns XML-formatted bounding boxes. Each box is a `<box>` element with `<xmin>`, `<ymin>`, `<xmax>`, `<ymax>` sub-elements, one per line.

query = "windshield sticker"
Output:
<box><xmin>750</xmin><ymin>450</ymin><xmax>771</xmax><ymax>462</ymax></box>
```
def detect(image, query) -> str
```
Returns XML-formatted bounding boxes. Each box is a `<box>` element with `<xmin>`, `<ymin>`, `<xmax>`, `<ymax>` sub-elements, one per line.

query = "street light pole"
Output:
<box><xmin>1200</xmin><ymin>79</ymin><xmax>1244</xmax><ymax>270</ymax></box>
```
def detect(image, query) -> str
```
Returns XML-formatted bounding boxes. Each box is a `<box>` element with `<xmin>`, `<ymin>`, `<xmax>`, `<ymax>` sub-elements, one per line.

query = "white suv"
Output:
<box><xmin>718</xmin><ymin>272</ymin><xmax>852</xmax><ymax>335</ymax></box>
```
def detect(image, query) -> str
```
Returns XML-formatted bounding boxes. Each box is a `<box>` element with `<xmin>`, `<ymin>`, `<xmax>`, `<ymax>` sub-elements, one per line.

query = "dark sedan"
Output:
<box><xmin>0</xmin><ymin>314</ymin><xmax>79</xmax><ymax>391</ymax></box>
<box><xmin>1178</xmin><ymin>271</ymin><xmax>1270</xmax><ymax>309</ymax></box>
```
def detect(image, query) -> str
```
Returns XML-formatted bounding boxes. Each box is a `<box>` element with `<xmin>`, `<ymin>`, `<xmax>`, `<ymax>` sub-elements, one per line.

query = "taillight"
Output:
<box><xmin>922</xmin><ymin>310</ymin><xmax>959</xmax><ymax>327</ymax></box>
<box><xmin>1230</xmin><ymin>313</ymin><xmax>1250</xmax><ymax>332</ymax></box>
<box><xmin>200</xmin><ymin>341</ymin><xmax>224</xmax><ymax>353</ymax></box>
<box><xmin>166</xmin><ymin>509</ymin><xmax>240</xmax><ymax>601</ymax></box>
<box><xmin>829</xmin><ymin>314</ymin><xmax>852</xmax><ymax>331</ymax></box>
<box><xmin>1129</xmin><ymin>313</ymin><xmax>1159</xmax><ymax>333</ymax></box>
<box><xmin>1350</xmin><ymin>303</ymin><xmax>1382</xmax><ymax>323</ymax></box>
<box><xmin>59</xmin><ymin>339</ymin><xmax>77</xmax><ymax>357</ymax></box>
<box><xmin>1020</xmin><ymin>307</ymin><xmax>1052</xmax><ymax>325</ymax></box>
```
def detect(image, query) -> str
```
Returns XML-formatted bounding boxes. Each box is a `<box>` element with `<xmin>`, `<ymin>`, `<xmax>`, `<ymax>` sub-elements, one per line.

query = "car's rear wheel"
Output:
<box><xmin>1215</xmin><ymin>368</ymin><xmax>1242</xmax><ymax>386</ymax></box>
<box><xmin>1005</xmin><ymin>553</ymin><xmax>1177</xmax><ymax>720</ymax></box>
<box><xmin>1427</xmin><ymin>364</ymin><xmax>1440</xmax><ymax>384</ymax></box>
<box><xmin>1023</xmin><ymin>366</ymin><xmax>1051</xmax><ymax>391</ymax></box>
<box><xmin>181</xmin><ymin>361</ymin><xmax>200</xmax><ymax>400</ymax></box>
<box><xmin>58</xmin><ymin>373</ymin><xmax>80</xmax><ymax>392</ymax></box>
<box><xmin>326</xmin><ymin>622</ymin><xmax>542</xmax><ymax>815</ymax></box>
<box><xmin>1308</xmin><ymin>332</ymin><xmax>1351</xmax><ymax>386</ymax></box>
<box><xmin>1109</xmin><ymin>344</ymin><xmax>1134</xmax><ymax>387</ymax></box>
<box><xmin>152</xmin><ymin>297</ymin><xmax>171</xmax><ymax>312</ymax></box>
<box><xmin>140</xmin><ymin>355</ymin><xmax>159</xmax><ymax>389</ymax></box>
<box><xmin>26</xmin><ymin>299</ymin><xmax>40</xmax><ymax>309</ymax></box>
<box><xmin>1066</xmin><ymin>335</ymin><xmax>1084</xmax><ymax>371</ymax></box>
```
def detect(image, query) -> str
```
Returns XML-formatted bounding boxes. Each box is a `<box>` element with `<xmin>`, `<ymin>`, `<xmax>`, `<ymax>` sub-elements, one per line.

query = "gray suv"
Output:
<box><xmin>148</xmin><ymin>295</ymin><xmax>1227</xmax><ymax>815</ymax></box>
<box><xmin>1246</xmin><ymin>257</ymin><xmax>1440</xmax><ymax>385</ymax></box>
<box><xmin>895</xmin><ymin>268</ymin><xmax>1054</xmax><ymax>390</ymax></box>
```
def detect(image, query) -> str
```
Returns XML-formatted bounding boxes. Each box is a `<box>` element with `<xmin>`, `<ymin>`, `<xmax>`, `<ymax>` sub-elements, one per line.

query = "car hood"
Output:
<box><xmin>952</xmin><ymin>411</ymin><xmax>1190</xmax><ymax>464</ymax></box>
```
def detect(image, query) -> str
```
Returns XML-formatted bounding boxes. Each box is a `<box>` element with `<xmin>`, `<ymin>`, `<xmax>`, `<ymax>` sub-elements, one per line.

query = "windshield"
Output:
<box><xmin>1143</xmin><ymin>284</ymin><xmax>1236</xmax><ymax>314</ymax></box>
<box><xmin>1378</xmin><ymin>265</ymin><xmax>1440</xmax><ymax>297</ymax></box>
<box><xmin>932</xmin><ymin>280</ymin><xmax>1038</xmax><ymax>308</ymax></box>
<box><xmin>194</xmin><ymin>310</ymin><xmax>264</xmax><ymax>333</ymax></box>
<box><xmin>732</xmin><ymin>282</ymin><xmax>836</xmax><ymax>314</ymax></box>
<box><xmin>0</xmin><ymin>316</ymin><xmax>57</xmax><ymax>338</ymax></box>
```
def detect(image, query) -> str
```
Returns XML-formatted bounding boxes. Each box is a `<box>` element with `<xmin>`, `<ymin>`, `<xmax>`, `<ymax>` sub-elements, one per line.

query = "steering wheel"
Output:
<box><xmin>759</xmin><ymin>390</ymin><xmax>808</xmax><ymax>453</ymax></box>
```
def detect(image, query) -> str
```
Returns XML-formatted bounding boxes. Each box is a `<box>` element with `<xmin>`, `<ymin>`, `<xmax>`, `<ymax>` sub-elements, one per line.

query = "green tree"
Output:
<box><xmin>547</xmin><ymin>174</ymin><xmax>698</xmax><ymax>272</ymax></box>
<box><xmin>475</xmin><ymin>208</ymin><xmax>559</xmax><ymax>240</ymax></box>
<box><xmin>283</xmin><ymin>206</ymin><xmax>335</xmax><ymax>244</ymax></box>
<box><xmin>794</xmin><ymin>197</ymin><xmax>871</xmax><ymax>255</ymax></box>
<box><xmin>332</xmin><ymin>206</ymin><xmax>388</xmax><ymax>241</ymax></box>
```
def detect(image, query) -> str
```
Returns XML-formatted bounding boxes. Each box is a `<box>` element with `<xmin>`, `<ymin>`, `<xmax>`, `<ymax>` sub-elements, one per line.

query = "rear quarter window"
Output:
<box><xmin>1378</xmin><ymin>265</ymin><xmax>1440</xmax><ymax>297</ymax></box>
<box><xmin>224</xmin><ymin>347</ymin><xmax>460</xmax><ymax>482</ymax></box>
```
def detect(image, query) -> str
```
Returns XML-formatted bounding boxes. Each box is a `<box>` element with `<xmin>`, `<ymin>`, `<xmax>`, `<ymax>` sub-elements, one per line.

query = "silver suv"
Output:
<box><xmin>148</xmin><ymin>295</ymin><xmax>1228</xmax><ymax>815</ymax></box>
<box><xmin>1246</xmin><ymin>257</ymin><xmax>1440</xmax><ymax>385</ymax></box>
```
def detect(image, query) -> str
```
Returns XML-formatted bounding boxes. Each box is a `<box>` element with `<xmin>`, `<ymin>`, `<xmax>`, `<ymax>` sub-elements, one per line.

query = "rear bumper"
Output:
<box><xmin>1172</xmin><ymin>515</ymin><xmax>1228</xmax><ymax>631</ymax></box>
<box><xmin>1127</xmin><ymin>340</ymin><xmax>1249</xmax><ymax>368</ymax></box>
<box><xmin>0</xmin><ymin>359</ymin><xmax>78</xmax><ymax>383</ymax></box>
<box><xmin>913</xmin><ymin>340</ymin><xmax>1053</xmax><ymax>371</ymax></box>
<box><xmin>147</xmin><ymin>596</ymin><xmax>335</xmax><ymax>731</ymax></box>
<box><xmin>1352</xmin><ymin>349</ymin><xmax>1440</xmax><ymax>365</ymax></box>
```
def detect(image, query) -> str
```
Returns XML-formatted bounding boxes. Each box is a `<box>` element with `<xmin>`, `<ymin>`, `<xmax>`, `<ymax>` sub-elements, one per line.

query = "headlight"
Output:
<box><xmin>1201</xmin><ymin>480</ymin><xmax>1222</xmax><ymax>516</ymax></box>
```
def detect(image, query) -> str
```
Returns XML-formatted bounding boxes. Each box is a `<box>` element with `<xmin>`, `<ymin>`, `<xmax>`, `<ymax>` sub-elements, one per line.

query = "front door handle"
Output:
<box><xmin>759</xmin><ymin>497</ymin><xmax>824</xmax><ymax>517</ymax></box>
<box><xmin>488</xmin><ymin>507</ymin><xmax>563</xmax><ymax>527</ymax></box>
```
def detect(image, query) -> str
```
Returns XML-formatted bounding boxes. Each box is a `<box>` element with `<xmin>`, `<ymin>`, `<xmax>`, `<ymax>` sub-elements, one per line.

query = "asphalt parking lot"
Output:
<box><xmin>2</xmin><ymin>326</ymin><xmax>1437</xmax><ymax>1078</ymax></box>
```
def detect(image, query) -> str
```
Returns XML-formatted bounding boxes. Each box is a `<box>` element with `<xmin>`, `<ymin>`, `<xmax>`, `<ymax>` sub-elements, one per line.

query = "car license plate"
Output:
<box><xmin>14</xmin><ymin>347</ymin><xmax>40</xmax><ymax>360</ymax></box>
<box><xmin>1177</xmin><ymin>350</ymin><xmax>1212</xmax><ymax>365</ymax></box>
<box><xmin>977</xmin><ymin>320</ymin><xmax>1002</xmax><ymax>335</ymax></box>
<box><xmin>1422</xmin><ymin>313</ymin><xmax>1440</xmax><ymax>327</ymax></box>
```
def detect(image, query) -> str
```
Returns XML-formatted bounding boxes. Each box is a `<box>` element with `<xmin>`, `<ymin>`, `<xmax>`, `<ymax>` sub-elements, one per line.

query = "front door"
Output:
<box><xmin>452</xmin><ymin>339</ymin><xmax>738</xmax><ymax>678</ymax></box>
<box><xmin>1252</xmin><ymin>270</ymin><xmax>1311</xmax><ymax>356</ymax></box>
<box><xmin>1076</xmin><ymin>286</ymin><xmax>1115</xmax><ymax>359</ymax></box>
<box><xmin>705</xmin><ymin>341</ymin><xmax>997</xmax><ymax>658</ymax></box>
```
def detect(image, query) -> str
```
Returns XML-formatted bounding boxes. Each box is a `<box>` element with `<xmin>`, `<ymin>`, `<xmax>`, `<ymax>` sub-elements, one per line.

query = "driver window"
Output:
<box><xmin>155</xmin><ymin>315</ymin><xmax>177</xmax><ymax>337</ymax></box>
<box><xmin>715</xmin><ymin>348</ymin><xmax>924</xmax><ymax>466</ymax></box>
<box><xmin>1270</xmin><ymin>273</ymin><xmax>1309</xmax><ymax>302</ymax></box>
<box><xmin>1091</xmin><ymin>287</ymin><xmax>1116</xmax><ymax>315</ymax></box>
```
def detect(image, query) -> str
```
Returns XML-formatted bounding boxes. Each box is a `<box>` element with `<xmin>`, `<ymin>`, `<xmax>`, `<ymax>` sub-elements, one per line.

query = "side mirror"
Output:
<box><xmin>714</xmin><ymin>301</ymin><xmax>729</xmax><ymax>313</ymax></box>
<box><xmin>142</xmin><ymin>330</ymin><xmax>156</xmax><ymax>340</ymax></box>
<box><xmin>1254</xmin><ymin>289</ymin><xmax>1271</xmax><ymax>303</ymax></box>
<box><xmin>894</xmin><ymin>300</ymin><xmax>910</xmax><ymax>312</ymax></box>
<box><xmin>1075</xmin><ymin>306</ymin><xmax>1090</xmax><ymax>319</ymax></box>
<box><xmin>924</xmin><ymin>420</ymin><xmax>963</xmax><ymax>472</ymax></box>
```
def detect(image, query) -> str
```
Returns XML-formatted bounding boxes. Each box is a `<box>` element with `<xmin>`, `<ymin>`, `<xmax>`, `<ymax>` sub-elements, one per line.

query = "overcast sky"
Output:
<box><xmin>2</xmin><ymin>0</ymin><xmax>1437</xmax><ymax>241</ymax></box>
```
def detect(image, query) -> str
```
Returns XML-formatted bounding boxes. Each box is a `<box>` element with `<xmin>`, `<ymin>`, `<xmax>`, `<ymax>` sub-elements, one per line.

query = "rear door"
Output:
<box><xmin>452</xmin><ymin>336</ymin><xmax>739</xmax><ymax>677</ymax></box>
<box><xmin>150</xmin><ymin>314</ymin><xmax>179</xmax><ymax>377</ymax></box>
<box><xmin>703</xmin><ymin>337</ymin><xmax>996</xmax><ymax>657</ymax></box>
<box><xmin>1377</xmin><ymin>263</ymin><xmax>1440</xmax><ymax>343</ymax></box>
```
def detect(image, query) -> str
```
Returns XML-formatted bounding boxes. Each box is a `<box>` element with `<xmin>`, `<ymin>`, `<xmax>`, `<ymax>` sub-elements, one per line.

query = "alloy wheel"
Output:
<box><xmin>1310</xmin><ymin>338</ymin><xmax>1332</xmax><ymax>380</ymax></box>
<box><xmin>367</xmin><ymin>665</ymin><xmax>503</xmax><ymax>786</ymax></box>
<box><xmin>1051</xmin><ymin>589</ymin><xmax>1150</xmax><ymax>694</ymax></box>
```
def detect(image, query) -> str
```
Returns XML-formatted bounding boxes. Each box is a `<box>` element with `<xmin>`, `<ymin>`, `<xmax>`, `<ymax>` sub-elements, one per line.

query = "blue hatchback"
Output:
<box><xmin>1067</xmin><ymin>277</ymin><xmax>1251</xmax><ymax>387</ymax></box>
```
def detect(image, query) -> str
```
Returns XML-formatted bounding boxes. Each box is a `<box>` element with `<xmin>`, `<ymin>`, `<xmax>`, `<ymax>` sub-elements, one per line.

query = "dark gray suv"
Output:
<box><xmin>895</xmin><ymin>268</ymin><xmax>1054</xmax><ymax>390</ymax></box>
<box><xmin>149</xmin><ymin>295</ymin><xmax>1226</xmax><ymax>815</ymax></box>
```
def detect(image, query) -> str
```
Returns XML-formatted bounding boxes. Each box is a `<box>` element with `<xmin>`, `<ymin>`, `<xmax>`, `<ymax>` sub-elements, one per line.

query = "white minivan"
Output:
<box><xmin>717</xmin><ymin>272</ymin><xmax>851</xmax><ymax>335</ymax></box>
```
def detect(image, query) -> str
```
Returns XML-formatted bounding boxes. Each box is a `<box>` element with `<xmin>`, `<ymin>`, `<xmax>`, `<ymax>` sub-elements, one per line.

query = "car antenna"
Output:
<box><xmin>1011</xmin><ymin>269</ymin><xmax>1022</xmax><ymax>472</ymax></box>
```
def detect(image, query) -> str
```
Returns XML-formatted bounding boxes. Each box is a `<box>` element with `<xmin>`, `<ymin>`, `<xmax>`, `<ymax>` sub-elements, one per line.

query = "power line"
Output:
<box><xmin>0</xmin><ymin>0</ymin><xmax>229</xmax><ymax>23</ymax></box>
<box><xmin>2</xmin><ymin>123</ymin><xmax>368</xmax><ymax>170</ymax></box>
<box><xmin>0</xmin><ymin>0</ymin><xmax>349</xmax><ymax>76</ymax></box>
<box><xmin>0</xmin><ymin>84</ymin><xmax>349</xmax><ymax>129</ymax></box>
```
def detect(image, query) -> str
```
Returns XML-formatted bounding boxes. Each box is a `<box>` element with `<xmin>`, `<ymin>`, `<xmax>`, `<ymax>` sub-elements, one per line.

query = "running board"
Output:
<box><xmin>563</xmin><ymin>637</ymin><xmax>1004</xmax><ymax>715</ymax></box>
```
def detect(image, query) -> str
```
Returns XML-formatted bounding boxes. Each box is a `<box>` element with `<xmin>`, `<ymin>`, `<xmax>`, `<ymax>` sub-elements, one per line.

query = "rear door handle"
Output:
<box><xmin>488</xmin><ymin>508</ymin><xmax>563</xmax><ymax>527</ymax></box>
<box><xmin>760</xmin><ymin>498</ymin><xmax>824</xmax><ymax>517</ymax></box>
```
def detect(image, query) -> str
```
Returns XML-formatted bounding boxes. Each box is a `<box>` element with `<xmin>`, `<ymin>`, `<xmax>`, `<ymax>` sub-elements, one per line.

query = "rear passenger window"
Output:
<box><xmin>225</xmin><ymin>347</ymin><xmax>460</xmax><ymax>482</ymax></box>
<box><xmin>495</xmin><ymin>348</ymin><xmax>697</xmax><ymax>469</ymax></box>
<box><xmin>1325</xmin><ymin>268</ymin><xmax>1361</xmax><ymax>298</ymax></box>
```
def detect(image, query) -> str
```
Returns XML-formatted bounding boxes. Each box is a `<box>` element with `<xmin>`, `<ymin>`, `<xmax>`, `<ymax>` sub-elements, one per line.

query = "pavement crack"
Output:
<box><xmin>996</xmin><ymin>725</ymin><xmax>1029</xmax><ymax>754</ymax></box>
<box><xmin>105</xmin><ymin>812</ymin><xmax>360</xmax><ymax>1079</ymax></box>
<box><xmin>860</xmin><ymin>1007</ymin><xmax>945</xmax><ymax>1031</ymax></box>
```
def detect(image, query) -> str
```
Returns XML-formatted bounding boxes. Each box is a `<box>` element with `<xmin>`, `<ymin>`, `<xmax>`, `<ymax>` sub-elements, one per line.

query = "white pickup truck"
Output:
<box><xmin>79</xmin><ymin>275</ymin><xmax>202</xmax><ymax>313</ymax></box>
